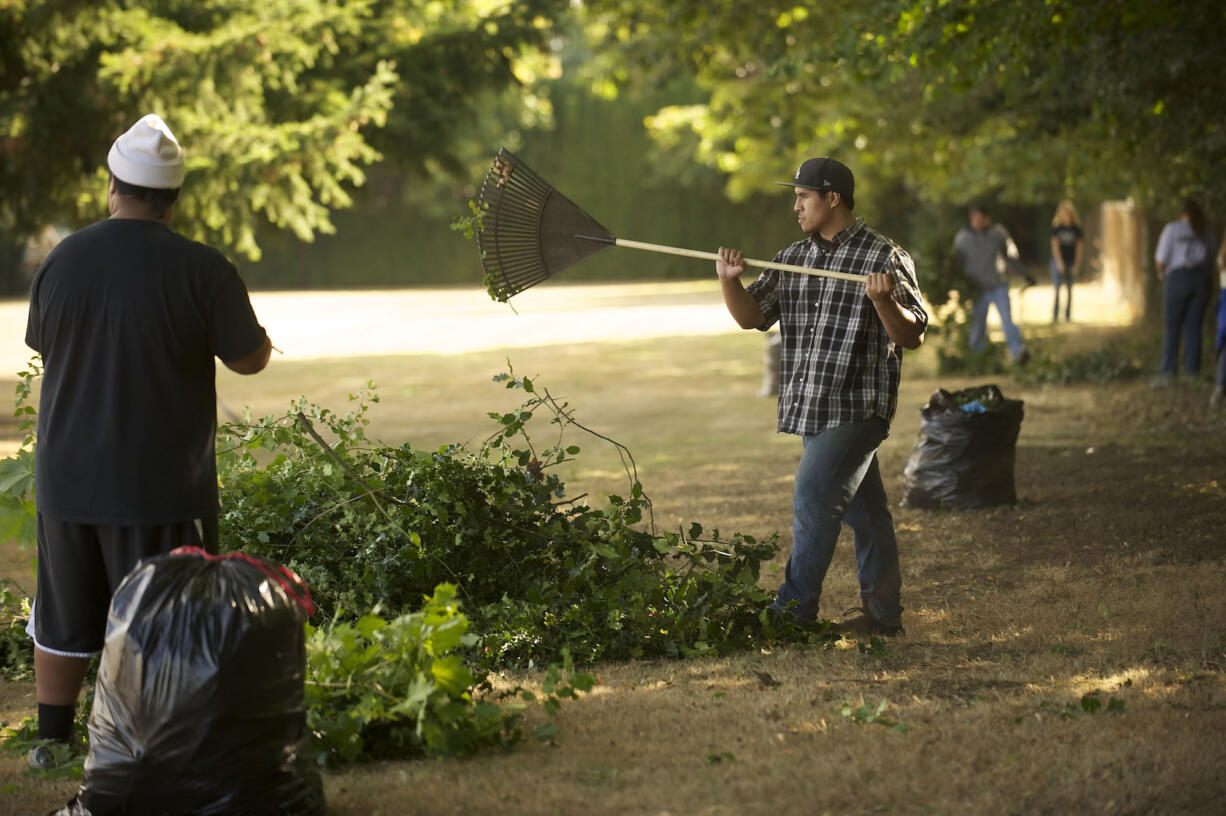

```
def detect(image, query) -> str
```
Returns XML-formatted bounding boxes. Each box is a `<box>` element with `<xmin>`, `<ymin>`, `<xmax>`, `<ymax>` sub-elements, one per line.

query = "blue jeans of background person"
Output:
<box><xmin>770</xmin><ymin>417</ymin><xmax>902</xmax><ymax>625</ymax></box>
<box><xmin>1050</xmin><ymin>258</ymin><xmax>1072</xmax><ymax>322</ymax></box>
<box><xmin>1159</xmin><ymin>264</ymin><xmax>1211</xmax><ymax>376</ymax></box>
<box><xmin>969</xmin><ymin>283</ymin><xmax>1025</xmax><ymax>360</ymax></box>
<box><xmin>1219</xmin><ymin>293</ymin><xmax>1226</xmax><ymax>388</ymax></box>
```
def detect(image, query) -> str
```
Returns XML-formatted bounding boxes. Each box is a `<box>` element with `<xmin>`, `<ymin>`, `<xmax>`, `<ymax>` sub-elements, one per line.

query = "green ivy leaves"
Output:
<box><xmin>305</xmin><ymin>584</ymin><xmax>597</xmax><ymax>765</ymax></box>
<box><xmin>216</xmin><ymin>370</ymin><xmax>791</xmax><ymax>672</ymax></box>
<box><xmin>0</xmin><ymin>360</ymin><xmax>40</xmax><ymax>552</ymax></box>
<box><xmin>305</xmin><ymin>584</ymin><xmax>500</xmax><ymax>764</ymax></box>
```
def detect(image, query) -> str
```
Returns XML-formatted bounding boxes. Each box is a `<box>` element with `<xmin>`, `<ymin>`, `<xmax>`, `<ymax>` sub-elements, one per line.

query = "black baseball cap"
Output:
<box><xmin>775</xmin><ymin>157</ymin><xmax>855</xmax><ymax>209</ymax></box>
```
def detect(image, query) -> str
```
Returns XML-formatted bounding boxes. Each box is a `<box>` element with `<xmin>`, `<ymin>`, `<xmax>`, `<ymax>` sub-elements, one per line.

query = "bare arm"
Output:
<box><xmin>866</xmin><ymin>273</ymin><xmax>925</xmax><ymax>350</ymax></box>
<box><xmin>223</xmin><ymin>335</ymin><xmax>272</xmax><ymax>375</ymax></box>
<box><xmin>1051</xmin><ymin>237</ymin><xmax>1064</xmax><ymax>272</ymax></box>
<box><xmin>716</xmin><ymin>247</ymin><xmax>767</xmax><ymax>330</ymax></box>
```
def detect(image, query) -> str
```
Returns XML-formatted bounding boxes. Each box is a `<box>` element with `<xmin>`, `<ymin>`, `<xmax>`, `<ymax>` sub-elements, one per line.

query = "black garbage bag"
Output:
<box><xmin>901</xmin><ymin>384</ymin><xmax>1024</xmax><ymax>510</ymax></box>
<box><xmin>56</xmin><ymin>547</ymin><xmax>325</xmax><ymax>816</ymax></box>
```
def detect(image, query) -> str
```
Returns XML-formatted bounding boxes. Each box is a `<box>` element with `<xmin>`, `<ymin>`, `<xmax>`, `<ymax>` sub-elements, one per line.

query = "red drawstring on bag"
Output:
<box><xmin>171</xmin><ymin>546</ymin><xmax>317</xmax><ymax>616</ymax></box>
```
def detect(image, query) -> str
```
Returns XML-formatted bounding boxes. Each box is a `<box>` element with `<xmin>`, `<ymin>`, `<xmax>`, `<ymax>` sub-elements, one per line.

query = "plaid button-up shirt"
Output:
<box><xmin>747</xmin><ymin>218</ymin><xmax>928</xmax><ymax>437</ymax></box>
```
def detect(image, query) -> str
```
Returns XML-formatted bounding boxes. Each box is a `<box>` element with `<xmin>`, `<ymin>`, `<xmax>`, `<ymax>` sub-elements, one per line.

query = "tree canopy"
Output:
<box><xmin>0</xmin><ymin>0</ymin><xmax>566</xmax><ymax>266</ymax></box>
<box><xmin>582</xmin><ymin>0</ymin><xmax>1225</xmax><ymax>214</ymax></box>
<box><xmin>3</xmin><ymin>0</ymin><xmax>1223</xmax><ymax>294</ymax></box>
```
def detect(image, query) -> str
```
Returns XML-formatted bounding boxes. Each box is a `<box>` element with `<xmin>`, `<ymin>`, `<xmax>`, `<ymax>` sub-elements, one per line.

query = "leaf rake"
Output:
<box><xmin>475</xmin><ymin>147</ymin><xmax>861</xmax><ymax>302</ymax></box>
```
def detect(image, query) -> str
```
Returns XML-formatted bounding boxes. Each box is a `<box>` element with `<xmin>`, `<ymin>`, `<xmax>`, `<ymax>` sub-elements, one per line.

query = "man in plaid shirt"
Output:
<box><xmin>716</xmin><ymin>157</ymin><xmax>928</xmax><ymax>636</ymax></box>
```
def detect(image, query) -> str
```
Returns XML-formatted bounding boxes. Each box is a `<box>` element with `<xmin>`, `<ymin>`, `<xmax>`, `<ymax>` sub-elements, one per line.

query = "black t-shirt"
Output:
<box><xmin>26</xmin><ymin>218</ymin><xmax>267</xmax><ymax>524</ymax></box>
<box><xmin>1051</xmin><ymin>224</ymin><xmax>1082</xmax><ymax>266</ymax></box>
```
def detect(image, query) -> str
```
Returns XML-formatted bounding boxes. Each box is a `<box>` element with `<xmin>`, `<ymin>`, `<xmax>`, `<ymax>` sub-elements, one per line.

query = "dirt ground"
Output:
<box><xmin>330</xmin><ymin>362</ymin><xmax>1226</xmax><ymax>816</ymax></box>
<box><xmin>1</xmin><ymin>284</ymin><xmax>1224</xmax><ymax>814</ymax></box>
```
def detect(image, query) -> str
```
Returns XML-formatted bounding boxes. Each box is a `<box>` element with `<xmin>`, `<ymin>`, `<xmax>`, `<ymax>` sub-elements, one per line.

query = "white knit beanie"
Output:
<box><xmin>107</xmin><ymin>114</ymin><xmax>185</xmax><ymax>189</ymax></box>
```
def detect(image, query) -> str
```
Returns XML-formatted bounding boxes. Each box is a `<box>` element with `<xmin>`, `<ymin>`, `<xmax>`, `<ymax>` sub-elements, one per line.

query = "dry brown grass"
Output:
<box><xmin>2</xmin><ymin>323</ymin><xmax>1225</xmax><ymax>815</ymax></box>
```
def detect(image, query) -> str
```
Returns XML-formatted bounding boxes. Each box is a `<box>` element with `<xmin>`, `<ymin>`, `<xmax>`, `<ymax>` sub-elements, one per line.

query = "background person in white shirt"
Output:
<box><xmin>1153</xmin><ymin>199</ymin><xmax>1217</xmax><ymax>385</ymax></box>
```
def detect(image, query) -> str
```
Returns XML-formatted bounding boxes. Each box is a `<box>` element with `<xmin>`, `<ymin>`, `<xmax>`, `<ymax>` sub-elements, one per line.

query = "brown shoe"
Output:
<box><xmin>829</xmin><ymin>605</ymin><xmax>904</xmax><ymax>638</ymax></box>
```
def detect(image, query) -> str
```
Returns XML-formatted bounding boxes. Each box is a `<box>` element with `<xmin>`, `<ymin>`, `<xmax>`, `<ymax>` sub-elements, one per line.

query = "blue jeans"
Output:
<box><xmin>1159</xmin><ymin>265</ymin><xmax>1211</xmax><ymax>376</ymax></box>
<box><xmin>1050</xmin><ymin>258</ymin><xmax>1072</xmax><ymax>322</ymax></box>
<box><xmin>770</xmin><ymin>417</ymin><xmax>902</xmax><ymax>624</ymax></box>
<box><xmin>969</xmin><ymin>283</ymin><xmax>1025</xmax><ymax>360</ymax></box>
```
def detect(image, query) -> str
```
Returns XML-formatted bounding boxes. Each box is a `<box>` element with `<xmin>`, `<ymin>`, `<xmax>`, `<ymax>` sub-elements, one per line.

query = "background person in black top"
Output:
<box><xmin>1049</xmin><ymin>200</ymin><xmax>1084</xmax><ymax>323</ymax></box>
<box><xmin>24</xmin><ymin>114</ymin><xmax>272</xmax><ymax>766</ymax></box>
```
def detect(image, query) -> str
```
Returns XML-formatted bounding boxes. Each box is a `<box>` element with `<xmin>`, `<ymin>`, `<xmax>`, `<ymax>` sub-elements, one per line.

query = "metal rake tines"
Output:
<box><xmin>476</xmin><ymin>148</ymin><xmax>614</xmax><ymax>301</ymax></box>
<box><xmin>476</xmin><ymin>152</ymin><xmax>550</xmax><ymax>299</ymax></box>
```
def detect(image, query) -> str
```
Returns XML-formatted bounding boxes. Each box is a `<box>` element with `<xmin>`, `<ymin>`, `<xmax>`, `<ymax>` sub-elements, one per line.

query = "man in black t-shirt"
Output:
<box><xmin>24</xmin><ymin>114</ymin><xmax>272</xmax><ymax>766</ymax></box>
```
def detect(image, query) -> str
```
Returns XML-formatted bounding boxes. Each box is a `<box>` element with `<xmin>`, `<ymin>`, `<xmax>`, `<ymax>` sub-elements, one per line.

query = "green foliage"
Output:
<box><xmin>0</xmin><ymin>579</ymin><xmax>33</xmax><ymax>682</ymax></box>
<box><xmin>0</xmin><ymin>362</ymin><xmax>801</xmax><ymax>766</ymax></box>
<box><xmin>217</xmin><ymin>369</ymin><xmax>795</xmax><ymax>670</ymax></box>
<box><xmin>582</xmin><ymin>0</ymin><xmax>1226</xmax><ymax>213</ymax></box>
<box><xmin>839</xmin><ymin>697</ymin><xmax>908</xmax><ymax>732</ymax></box>
<box><xmin>1025</xmin><ymin>685</ymin><xmax>1129</xmax><ymax>722</ymax></box>
<box><xmin>304</xmin><ymin>583</ymin><xmax>593</xmax><ymax>765</ymax></box>
<box><xmin>0</xmin><ymin>577</ymin><xmax>594</xmax><ymax>768</ymax></box>
<box><xmin>450</xmin><ymin>199</ymin><xmax>488</xmax><ymax>242</ymax></box>
<box><xmin>255</xmin><ymin>73</ymin><xmax>801</xmax><ymax>293</ymax></box>
<box><xmin>10</xmin><ymin>1</ymin><xmax>1223</xmax><ymax>297</ymax></box>
<box><xmin>0</xmin><ymin>359</ymin><xmax>39</xmax><ymax>552</ymax></box>
<box><xmin>1076</xmin><ymin>691</ymin><xmax>1127</xmax><ymax>717</ymax></box>
<box><xmin>449</xmin><ymin>199</ymin><xmax>506</xmax><ymax>301</ymax></box>
<box><xmin>856</xmin><ymin>635</ymin><xmax>887</xmax><ymax>657</ymax></box>
<box><xmin>883</xmin><ymin>0</ymin><xmax>1226</xmax><ymax>211</ymax></box>
<box><xmin>934</xmin><ymin>333</ymin><xmax>1145</xmax><ymax>385</ymax></box>
<box><xmin>1012</xmin><ymin>343</ymin><xmax>1143</xmax><ymax>385</ymax></box>
<box><xmin>0</xmin><ymin>0</ymin><xmax>570</xmax><ymax>268</ymax></box>
<box><xmin>0</xmin><ymin>688</ymin><xmax>94</xmax><ymax>780</ymax></box>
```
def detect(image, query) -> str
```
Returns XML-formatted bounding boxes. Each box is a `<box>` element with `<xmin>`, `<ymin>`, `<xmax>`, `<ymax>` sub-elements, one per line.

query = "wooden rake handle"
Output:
<box><xmin>576</xmin><ymin>235</ymin><xmax>864</xmax><ymax>284</ymax></box>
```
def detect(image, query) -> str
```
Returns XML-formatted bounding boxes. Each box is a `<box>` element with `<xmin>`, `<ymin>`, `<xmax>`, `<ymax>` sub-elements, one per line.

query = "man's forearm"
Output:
<box><xmin>873</xmin><ymin>298</ymin><xmax>924</xmax><ymax>350</ymax></box>
<box><xmin>721</xmin><ymin>277</ymin><xmax>766</xmax><ymax>330</ymax></box>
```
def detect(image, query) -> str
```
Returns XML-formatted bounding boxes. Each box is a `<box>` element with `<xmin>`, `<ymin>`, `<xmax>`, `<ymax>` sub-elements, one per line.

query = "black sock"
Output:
<box><xmin>37</xmin><ymin>703</ymin><xmax>75</xmax><ymax>742</ymax></box>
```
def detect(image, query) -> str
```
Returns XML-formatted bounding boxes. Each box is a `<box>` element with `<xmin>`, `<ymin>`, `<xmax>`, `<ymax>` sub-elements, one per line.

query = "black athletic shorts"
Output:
<box><xmin>30</xmin><ymin>514</ymin><xmax>219</xmax><ymax>656</ymax></box>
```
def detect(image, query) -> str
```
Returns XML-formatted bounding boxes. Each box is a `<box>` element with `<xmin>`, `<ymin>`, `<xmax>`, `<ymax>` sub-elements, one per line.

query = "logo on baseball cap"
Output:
<box><xmin>775</xmin><ymin>157</ymin><xmax>854</xmax><ymax>209</ymax></box>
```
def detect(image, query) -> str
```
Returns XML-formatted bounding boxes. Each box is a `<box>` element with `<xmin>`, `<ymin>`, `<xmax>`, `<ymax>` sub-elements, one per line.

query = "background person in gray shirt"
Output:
<box><xmin>952</xmin><ymin>203</ymin><xmax>1035</xmax><ymax>365</ymax></box>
